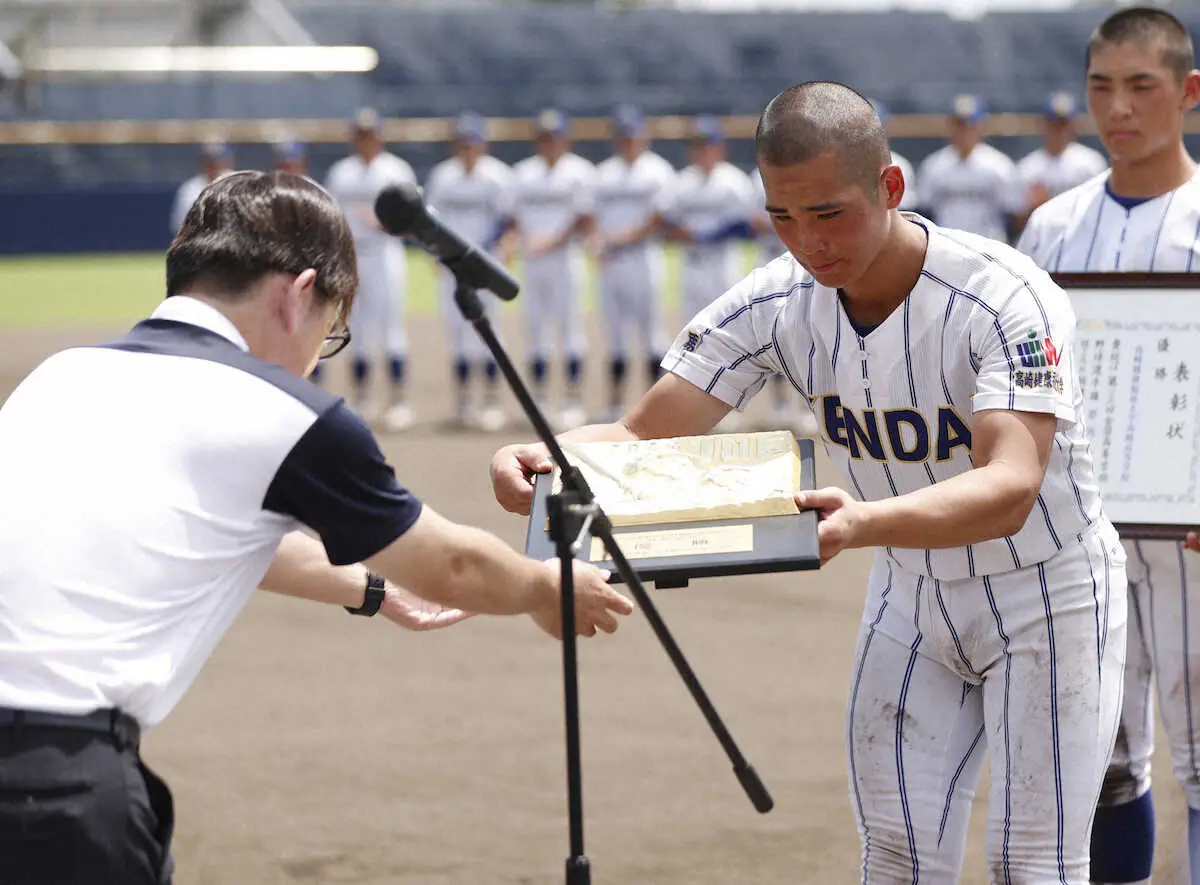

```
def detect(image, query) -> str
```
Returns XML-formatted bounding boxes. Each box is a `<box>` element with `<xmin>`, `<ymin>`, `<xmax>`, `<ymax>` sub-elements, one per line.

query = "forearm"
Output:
<box><xmin>558</xmin><ymin>419</ymin><xmax>641</xmax><ymax>444</ymax></box>
<box><xmin>855</xmin><ymin>463</ymin><xmax>1038</xmax><ymax>550</ymax></box>
<box><xmin>260</xmin><ymin>531</ymin><xmax>368</xmax><ymax>608</ymax></box>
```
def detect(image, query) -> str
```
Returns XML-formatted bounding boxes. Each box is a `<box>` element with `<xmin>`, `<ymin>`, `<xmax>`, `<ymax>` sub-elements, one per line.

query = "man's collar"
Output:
<box><xmin>150</xmin><ymin>296</ymin><xmax>250</xmax><ymax>352</ymax></box>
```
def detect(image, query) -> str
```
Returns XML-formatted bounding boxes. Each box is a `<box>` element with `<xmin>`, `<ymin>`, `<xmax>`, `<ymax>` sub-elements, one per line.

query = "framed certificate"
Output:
<box><xmin>524</xmin><ymin>432</ymin><xmax>820</xmax><ymax>588</ymax></box>
<box><xmin>1053</xmin><ymin>272</ymin><xmax>1200</xmax><ymax>539</ymax></box>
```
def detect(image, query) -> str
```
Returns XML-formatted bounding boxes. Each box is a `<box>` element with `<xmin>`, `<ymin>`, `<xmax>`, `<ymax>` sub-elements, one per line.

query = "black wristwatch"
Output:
<box><xmin>345</xmin><ymin>572</ymin><xmax>387</xmax><ymax>617</ymax></box>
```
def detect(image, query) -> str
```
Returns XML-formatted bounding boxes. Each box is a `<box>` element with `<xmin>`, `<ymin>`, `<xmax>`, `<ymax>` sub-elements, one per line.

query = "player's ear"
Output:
<box><xmin>1181</xmin><ymin>69</ymin><xmax>1200</xmax><ymax>113</ymax></box>
<box><xmin>880</xmin><ymin>165</ymin><xmax>905</xmax><ymax>210</ymax></box>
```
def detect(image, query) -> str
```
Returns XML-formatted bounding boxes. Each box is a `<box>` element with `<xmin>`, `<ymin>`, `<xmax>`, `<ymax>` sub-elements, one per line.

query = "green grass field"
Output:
<box><xmin>0</xmin><ymin>244</ymin><xmax>765</xmax><ymax>329</ymax></box>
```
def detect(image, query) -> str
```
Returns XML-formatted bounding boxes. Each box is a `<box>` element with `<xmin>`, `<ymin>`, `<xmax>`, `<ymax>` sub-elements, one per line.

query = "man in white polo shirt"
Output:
<box><xmin>0</xmin><ymin>171</ymin><xmax>632</xmax><ymax>885</ymax></box>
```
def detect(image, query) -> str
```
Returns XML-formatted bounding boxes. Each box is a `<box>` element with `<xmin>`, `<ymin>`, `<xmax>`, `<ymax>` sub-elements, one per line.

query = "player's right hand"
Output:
<box><xmin>1184</xmin><ymin>531</ymin><xmax>1200</xmax><ymax>554</ymax></box>
<box><xmin>530</xmin><ymin>559</ymin><xmax>634</xmax><ymax>639</ymax></box>
<box><xmin>491</xmin><ymin>442</ymin><xmax>553</xmax><ymax>515</ymax></box>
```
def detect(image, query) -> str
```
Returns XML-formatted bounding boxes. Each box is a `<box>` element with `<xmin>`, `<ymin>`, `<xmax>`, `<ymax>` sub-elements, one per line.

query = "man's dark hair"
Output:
<box><xmin>755</xmin><ymin>81</ymin><xmax>891</xmax><ymax>195</ymax></box>
<box><xmin>1087</xmin><ymin>6</ymin><xmax>1195</xmax><ymax>83</ymax></box>
<box><xmin>167</xmin><ymin>171</ymin><xmax>358</xmax><ymax>315</ymax></box>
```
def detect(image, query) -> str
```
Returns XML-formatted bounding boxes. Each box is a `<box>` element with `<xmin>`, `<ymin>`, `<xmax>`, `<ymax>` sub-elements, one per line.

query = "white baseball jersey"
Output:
<box><xmin>325</xmin><ymin>152</ymin><xmax>417</xmax><ymax>254</ymax></box>
<box><xmin>510</xmin><ymin>152</ymin><xmax>595</xmax><ymax>250</ymax></box>
<box><xmin>750</xmin><ymin>169</ymin><xmax>786</xmax><ymax>264</ymax></box>
<box><xmin>918</xmin><ymin>143</ymin><xmax>1023</xmax><ymax>242</ymax></box>
<box><xmin>1019</xmin><ymin>165</ymin><xmax>1200</xmax><ymax>810</ymax></box>
<box><xmin>1017</xmin><ymin>142</ymin><xmax>1108</xmax><ymax>204</ymax></box>
<box><xmin>667</xmin><ymin>216</ymin><xmax>1102</xmax><ymax>580</ymax></box>
<box><xmin>892</xmin><ymin>151</ymin><xmax>921</xmax><ymax>211</ymax></box>
<box><xmin>424</xmin><ymin>154</ymin><xmax>514</xmax><ymax>248</ymax></box>
<box><xmin>170</xmin><ymin>173</ymin><xmax>224</xmax><ymax>234</ymax></box>
<box><xmin>592</xmin><ymin>151</ymin><xmax>676</xmax><ymax>245</ymax></box>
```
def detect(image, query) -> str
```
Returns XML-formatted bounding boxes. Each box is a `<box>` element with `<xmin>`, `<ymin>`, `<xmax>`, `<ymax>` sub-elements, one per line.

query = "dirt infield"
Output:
<box><xmin>0</xmin><ymin>315</ymin><xmax>1187</xmax><ymax>884</ymax></box>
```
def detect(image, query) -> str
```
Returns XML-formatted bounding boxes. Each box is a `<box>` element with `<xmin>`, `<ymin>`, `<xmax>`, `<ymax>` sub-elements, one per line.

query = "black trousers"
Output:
<box><xmin>0</xmin><ymin>708</ymin><xmax>174</xmax><ymax>885</ymax></box>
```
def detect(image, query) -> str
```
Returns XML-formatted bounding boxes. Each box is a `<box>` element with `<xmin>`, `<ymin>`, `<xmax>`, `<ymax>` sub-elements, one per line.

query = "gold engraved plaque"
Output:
<box><xmin>556</xmin><ymin>430</ymin><xmax>803</xmax><ymax>528</ymax></box>
<box><xmin>590</xmin><ymin>524</ymin><xmax>755</xmax><ymax>561</ymax></box>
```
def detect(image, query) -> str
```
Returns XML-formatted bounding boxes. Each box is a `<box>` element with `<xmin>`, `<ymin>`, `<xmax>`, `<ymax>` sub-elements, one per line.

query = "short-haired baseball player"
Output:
<box><xmin>1015</xmin><ymin>92</ymin><xmax>1107</xmax><ymax>229</ymax></box>
<box><xmin>324</xmin><ymin>109</ymin><xmax>418</xmax><ymax>431</ymax></box>
<box><xmin>425</xmin><ymin>111</ymin><xmax>514</xmax><ymax>431</ymax></box>
<box><xmin>170</xmin><ymin>138</ymin><xmax>233</xmax><ymax>234</ymax></box>
<box><xmin>493</xmin><ymin>81</ymin><xmax>1127</xmax><ymax>884</ymax></box>
<box><xmin>272</xmin><ymin>138</ymin><xmax>308</xmax><ymax>176</ymax></box>
<box><xmin>509</xmin><ymin>109</ymin><xmax>595</xmax><ymax>430</ymax></box>
<box><xmin>592</xmin><ymin>105</ymin><xmax>677</xmax><ymax>422</ymax></box>
<box><xmin>918</xmin><ymin>95</ymin><xmax>1024</xmax><ymax>242</ymax></box>
<box><xmin>1018</xmin><ymin>9</ymin><xmax>1200</xmax><ymax>884</ymax></box>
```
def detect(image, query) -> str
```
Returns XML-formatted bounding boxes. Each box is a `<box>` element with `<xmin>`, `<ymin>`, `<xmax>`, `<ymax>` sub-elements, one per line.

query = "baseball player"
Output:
<box><xmin>918</xmin><ymin>95</ymin><xmax>1024</xmax><ymax>242</ymax></box>
<box><xmin>509</xmin><ymin>109</ymin><xmax>595</xmax><ymax>430</ymax></box>
<box><xmin>1018</xmin><ymin>9</ymin><xmax>1200</xmax><ymax>884</ymax></box>
<box><xmin>1016</xmin><ymin>92</ymin><xmax>1107</xmax><ymax>228</ymax></box>
<box><xmin>663</xmin><ymin>116</ymin><xmax>756</xmax><ymax>322</ymax></box>
<box><xmin>272</xmin><ymin>138</ymin><xmax>308</xmax><ymax>176</ymax></box>
<box><xmin>324</xmin><ymin>109</ymin><xmax>418</xmax><ymax>431</ymax></box>
<box><xmin>170</xmin><ymin>138</ymin><xmax>233</xmax><ymax>233</ymax></box>
<box><xmin>424</xmin><ymin>111</ymin><xmax>514</xmax><ymax>431</ymax></box>
<box><xmin>592</xmin><ymin>105</ymin><xmax>677</xmax><ymax>422</ymax></box>
<box><xmin>493</xmin><ymin>81</ymin><xmax>1127</xmax><ymax>885</ymax></box>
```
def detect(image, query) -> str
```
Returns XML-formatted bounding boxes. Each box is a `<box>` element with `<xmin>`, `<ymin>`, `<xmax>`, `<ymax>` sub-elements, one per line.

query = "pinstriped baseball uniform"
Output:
<box><xmin>918</xmin><ymin>143</ymin><xmax>1023</xmax><ymax>242</ymax></box>
<box><xmin>594</xmin><ymin>150</ymin><xmax>677</xmax><ymax>361</ymax></box>
<box><xmin>1016</xmin><ymin>143</ymin><xmax>1108</xmax><ymax>204</ymax></box>
<box><xmin>665</xmin><ymin>215</ymin><xmax>1127</xmax><ymax>883</ymax></box>
<box><xmin>425</xmin><ymin>154</ymin><xmax>514</xmax><ymax>363</ymax></box>
<box><xmin>1020</xmin><ymin>168</ymin><xmax>1200</xmax><ymax>810</ymax></box>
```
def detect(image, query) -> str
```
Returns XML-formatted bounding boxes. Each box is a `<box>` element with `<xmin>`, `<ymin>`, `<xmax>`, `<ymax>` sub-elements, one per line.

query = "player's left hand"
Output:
<box><xmin>380</xmin><ymin>582</ymin><xmax>475</xmax><ymax>631</ymax></box>
<box><xmin>1184</xmin><ymin>531</ymin><xmax>1200</xmax><ymax>554</ymax></box>
<box><xmin>796</xmin><ymin>487</ymin><xmax>866</xmax><ymax>566</ymax></box>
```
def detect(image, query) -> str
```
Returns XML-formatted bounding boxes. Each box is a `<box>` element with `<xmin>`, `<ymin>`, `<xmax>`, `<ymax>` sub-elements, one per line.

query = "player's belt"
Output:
<box><xmin>0</xmin><ymin>706</ymin><xmax>141</xmax><ymax>748</ymax></box>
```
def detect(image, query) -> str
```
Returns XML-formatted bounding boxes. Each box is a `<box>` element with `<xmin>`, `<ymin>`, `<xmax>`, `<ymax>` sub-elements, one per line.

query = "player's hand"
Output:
<box><xmin>526</xmin><ymin>233</ymin><xmax>557</xmax><ymax>257</ymax></box>
<box><xmin>1184</xmin><ymin>531</ymin><xmax>1200</xmax><ymax>554</ymax></box>
<box><xmin>1027</xmin><ymin>183</ymin><xmax>1052</xmax><ymax>212</ymax></box>
<box><xmin>796</xmin><ymin>487</ymin><xmax>866</xmax><ymax>566</ymax></box>
<box><xmin>529</xmin><ymin>559</ymin><xmax>634</xmax><ymax>639</ymax></box>
<box><xmin>491</xmin><ymin>442</ymin><xmax>553</xmax><ymax>515</ymax></box>
<box><xmin>380</xmin><ymin>582</ymin><xmax>475</xmax><ymax>631</ymax></box>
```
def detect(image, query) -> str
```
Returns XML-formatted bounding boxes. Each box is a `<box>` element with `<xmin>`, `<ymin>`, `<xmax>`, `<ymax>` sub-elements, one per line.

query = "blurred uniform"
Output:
<box><xmin>424</xmin><ymin>112</ymin><xmax>514</xmax><ymax>430</ymax></box>
<box><xmin>917</xmin><ymin>95</ymin><xmax>1022</xmax><ymax>242</ymax></box>
<box><xmin>593</xmin><ymin>105</ymin><xmax>677</xmax><ymax>419</ymax></box>
<box><xmin>272</xmin><ymin>139</ymin><xmax>308</xmax><ymax>176</ymax></box>
<box><xmin>1017</xmin><ymin>92</ymin><xmax>1107</xmax><ymax>223</ymax></box>
<box><xmin>324</xmin><ymin>109</ymin><xmax>418</xmax><ymax>431</ymax></box>
<box><xmin>665</xmin><ymin>116</ymin><xmax>755</xmax><ymax>320</ymax></box>
<box><xmin>510</xmin><ymin>110</ymin><xmax>595</xmax><ymax>428</ymax></box>
<box><xmin>170</xmin><ymin>139</ymin><xmax>233</xmax><ymax>233</ymax></box>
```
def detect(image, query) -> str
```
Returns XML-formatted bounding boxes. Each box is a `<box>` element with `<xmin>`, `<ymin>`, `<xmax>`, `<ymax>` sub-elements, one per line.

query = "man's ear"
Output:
<box><xmin>279</xmin><ymin>269</ymin><xmax>320</xmax><ymax>333</ymax></box>
<box><xmin>1182</xmin><ymin>69</ymin><xmax>1200</xmax><ymax>113</ymax></box>
<box><xmin>880</xmin><ymin>164</ymin><xmax>905</xmax><ymax>210</ymax></box>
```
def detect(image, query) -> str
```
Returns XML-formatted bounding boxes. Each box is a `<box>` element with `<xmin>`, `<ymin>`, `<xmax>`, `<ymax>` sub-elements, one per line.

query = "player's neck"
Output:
<box><xmin>1108</xmin><ymin>142</ymin><xmax>1197</xmax><ymax>199</ymax></box>
<box><xmin>839</xmin><ymin>216</ymin><xmax>928</xmax><ymax>326</ymax></box>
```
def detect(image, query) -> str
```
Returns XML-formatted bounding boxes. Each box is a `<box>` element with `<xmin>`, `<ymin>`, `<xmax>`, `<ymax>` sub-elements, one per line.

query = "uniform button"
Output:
<box><xmin>862</xmin><ymin>377</ymin><xmax>871</xmax><ymax>389</ymax></box>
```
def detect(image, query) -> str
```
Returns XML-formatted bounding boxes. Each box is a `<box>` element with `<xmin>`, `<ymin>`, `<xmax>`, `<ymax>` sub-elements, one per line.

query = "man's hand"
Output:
<box><xmin>1185</xmin><ymin>531</ymin><xmax>1200</xmax><ymax>554</ymax></box>
<box><xmin>491</xmin><ymin>442</ymin><xmax>553</xmax><ymax>515</ymax></box>
<box><xmin>380</xmin><ymin>582</ymin><xmax>475</xmax><ymax>631</ymax></box>
<box><xmin>796</xmin><ymin>487</ymin><xmax>868</xmax><ymax>566</ymax></box>
<box><xmin>529</xmin><ymin>559</ymin><xmax>635</xmax><ymax>639</ymax></box>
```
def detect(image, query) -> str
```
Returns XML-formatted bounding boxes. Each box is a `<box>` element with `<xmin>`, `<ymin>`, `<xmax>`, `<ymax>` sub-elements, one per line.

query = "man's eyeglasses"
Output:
<box><xmin>319</xmin><ymin>325</ymin><xmax>351</xmax><ymax>360</ymax></box>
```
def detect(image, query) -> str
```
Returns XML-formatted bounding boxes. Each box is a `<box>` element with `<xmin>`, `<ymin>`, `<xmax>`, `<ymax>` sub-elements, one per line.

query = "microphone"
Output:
<box><xmin>374</xmin><ymin>181</ymin><xmax>519</xmax><ymax>301</ymax></box>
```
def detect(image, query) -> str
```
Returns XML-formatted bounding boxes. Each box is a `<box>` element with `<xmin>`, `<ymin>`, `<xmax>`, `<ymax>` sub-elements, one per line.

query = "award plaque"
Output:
<box><xmin>524</xmin><ymin>431</ymin><xmax>820</xmax><ymax>588</ymax></box>
<box><xmin>1053</xmin><ymin>272</ymin><xmax>1200</xmax><ymax>539</ymax></box>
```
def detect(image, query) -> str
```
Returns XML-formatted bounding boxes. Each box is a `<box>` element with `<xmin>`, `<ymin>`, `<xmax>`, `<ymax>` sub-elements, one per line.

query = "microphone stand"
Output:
<box><xmin>451</xmin><ymin>278</ymin><xmax>773</xmax><ymax>885</ymax></box>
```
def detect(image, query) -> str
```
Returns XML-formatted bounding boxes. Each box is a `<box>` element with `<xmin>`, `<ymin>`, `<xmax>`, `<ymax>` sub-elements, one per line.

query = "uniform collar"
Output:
<box><xmin>150</xmin><ymin>296</ymin><xmax>250</xmax><ymax>352</ymax></box>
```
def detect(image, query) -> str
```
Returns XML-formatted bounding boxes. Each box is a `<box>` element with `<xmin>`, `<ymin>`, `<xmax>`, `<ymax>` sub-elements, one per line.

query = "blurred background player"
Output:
<box><xmin>169</xmin><ymin>138</ymin><xmax>233</xmax><ymax>234</ymax></box>
<box><xmin>591</xmin><ymin>104</ymin><xmax>676</xmax><ymax>422</ymax></box>
<box><xmin>875</xmin><ymin>100</ymin><xmax>921</xmax><ymax>212</ymax></box>
<box><xmin>663</xmin><ymin>115</ymin><xmax>754</xmax><ymax>321</ymax></box>
<box><xmin>271</xmin><ymin>138</ymin><xmax>308</xmax><ymax>176</ymax></box>
<box><xmin>917</xmin><ymin>94</ymin><xmax>1022</xmax><ymax>241</ymax></box>
<box><xmin>424</xmin><ymin>111</ymin><xmax>513</xmax><ymax>431</ymax></box>
<box><xmin>509</xmin><ymin>109</ymin><xmax>595</xmax><ymax>429</ymax></box>
<box><xmin>1018</xmin><ymin>8</ymin><xmax>1200</xmax><ymax>884</ymax></box>
<box><xmin>1015</xmin><ymin>90</ymin><xmax>1107</xmax><ymax>228</ymax></box>
<box><xmin>324</xmin><ymin>108</ymin><xmax>418</xmax><ymax>430</ymax></box>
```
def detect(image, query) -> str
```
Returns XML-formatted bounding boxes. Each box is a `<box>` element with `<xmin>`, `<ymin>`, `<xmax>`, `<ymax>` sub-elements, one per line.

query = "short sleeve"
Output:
<box><xmin>971</xmin><ymin>277</ymin><xmax>1078</xmax><ymax>423</ymax></box>
<box><xmin>661</xmin><ymin>270</ymin><xmax>783</xmax><ymax>409</ymax></box>
<box><xmin>263</xmin><ymin>402</ymin><xmax>423</xmax><ymax>565</ymax></box>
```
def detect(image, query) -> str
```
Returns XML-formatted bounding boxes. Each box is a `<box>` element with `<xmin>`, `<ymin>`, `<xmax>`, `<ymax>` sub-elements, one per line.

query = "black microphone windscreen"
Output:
<box><xmin>373</xmin><ymin>182</ymin><xmax>426</xmax><ymax>236</ymax></box>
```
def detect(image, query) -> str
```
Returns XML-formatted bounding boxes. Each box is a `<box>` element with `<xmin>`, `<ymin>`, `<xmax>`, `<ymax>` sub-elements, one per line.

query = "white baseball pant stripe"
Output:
<box><xmin>847</xmin><ymin>523</ymin><xmax>1127</xmax><ymax>884</ymax></box>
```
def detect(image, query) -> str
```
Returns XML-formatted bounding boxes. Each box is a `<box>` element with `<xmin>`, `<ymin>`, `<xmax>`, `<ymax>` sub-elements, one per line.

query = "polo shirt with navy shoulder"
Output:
<box><xmin>0</xmin><ymin>296</ymin><xmax>422</xmax><ymax>728</ymax></box>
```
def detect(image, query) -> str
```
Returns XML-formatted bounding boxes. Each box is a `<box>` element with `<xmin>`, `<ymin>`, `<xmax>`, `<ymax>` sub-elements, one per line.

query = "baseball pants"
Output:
<box><xmin>598</xmin><ymin>246</ymin><xmax>666</xmax><ymax>362</ymax></box>
<box><xmin>521</xmin><ymin>247</ymin><xmax>585</xmax><ymax>364</ymax></box>
<box><xmin>350</xmin><ymin>244</ymin><xmax>406</xmax><ymax>362</ymax></box>
<box><xmin>682</xmin><ymin>245</ymin><xmax>740</xmax><ymax>322</ymax></box>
